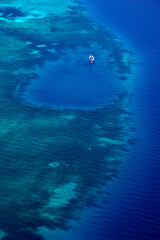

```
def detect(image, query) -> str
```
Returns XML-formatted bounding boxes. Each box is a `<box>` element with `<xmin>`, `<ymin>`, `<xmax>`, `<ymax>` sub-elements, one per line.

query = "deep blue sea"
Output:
<box><xmin>83</xmin><ymin>1</ymin><xmax>160</xmax><ymax>239</ymax></box>
<box><xmin>41</xmin><ymin>1</ymin><xmax>160</xmax><ymax>239</ymax></box>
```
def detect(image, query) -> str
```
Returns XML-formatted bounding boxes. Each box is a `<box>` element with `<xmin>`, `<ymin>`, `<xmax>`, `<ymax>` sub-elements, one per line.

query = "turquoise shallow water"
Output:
<box><xmin>0</xmin><ymin>21</ymin><xmax>130</xmax><ymax>240</ymax></box>
<box><xmin>0</xmin><ymin>1</ymin><xmax>133</xmax><ymax>240</ymax></box>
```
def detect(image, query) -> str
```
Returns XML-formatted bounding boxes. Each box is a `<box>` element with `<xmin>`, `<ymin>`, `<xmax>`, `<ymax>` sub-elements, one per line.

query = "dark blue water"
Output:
<box><xmin>42</xmin><ymin>1</ymin><xmax>160</xmax><ymax>240</ymax></box>
<box><xmin>81</xmin><ymin>1</ymin><xmax>160</xmax><ymax>240</ymax></box>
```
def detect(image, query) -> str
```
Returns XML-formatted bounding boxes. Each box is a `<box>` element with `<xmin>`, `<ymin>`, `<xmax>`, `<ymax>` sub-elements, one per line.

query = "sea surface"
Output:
<box><xmin>70</xmin><ymin>1</ymin><xmax>160</xmax><ymax>240</ymax></box>
<box><xmin>45</xmin><ymin>0</ymin><xmax>160</xmax><ymax>239</ymax></box>
<box><xmin>0</xmin><ymin>0</ymin><xmax>160</xmax><ymax>240</ymax></box>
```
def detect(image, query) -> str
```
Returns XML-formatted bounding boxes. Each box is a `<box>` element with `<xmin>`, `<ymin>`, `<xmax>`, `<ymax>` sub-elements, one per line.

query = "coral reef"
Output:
<box><xmin>0</xmin><ymin>1</ymin><xmax>133</xmax><ymax>239</ymax></box>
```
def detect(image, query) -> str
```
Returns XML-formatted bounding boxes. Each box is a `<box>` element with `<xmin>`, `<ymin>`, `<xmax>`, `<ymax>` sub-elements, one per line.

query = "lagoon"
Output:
<box><xmin>21</xmin><ymin>48</ymin><xmax>122</xmax><ymax>110</ymax></box>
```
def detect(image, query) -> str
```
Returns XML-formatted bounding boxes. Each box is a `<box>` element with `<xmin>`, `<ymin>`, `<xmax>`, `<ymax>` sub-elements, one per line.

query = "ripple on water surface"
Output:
<box><xmin>20</xmin><ymin>47</ymin><xmax>123</xmax><ymax>110</ymax></box>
